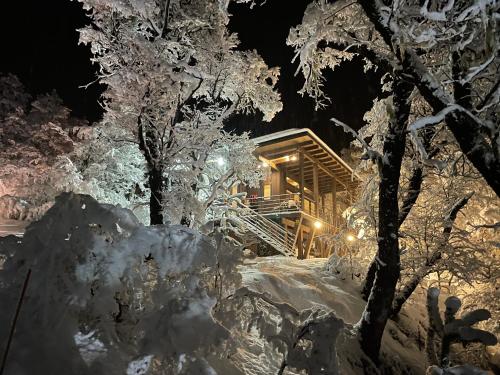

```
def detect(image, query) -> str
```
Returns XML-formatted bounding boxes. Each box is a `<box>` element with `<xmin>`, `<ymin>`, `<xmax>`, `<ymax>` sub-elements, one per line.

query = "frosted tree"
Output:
<box><xmin>0</xmin><ymin>74</ymin><xmax>90</xmax><ymax>219</ymax></box>
<box><xmin>289</xmin><ymin>0</ymin><xmax>500</xmax><ymax>196</ymax></box>
<box><xmin>78</xmin><ymin>0</ymin><xmax>282</xmax><ymax>225</ymax></box>
<box><xmin>288</xmin><ymin>0</ymin><xmax>499</xmax><ymax>362</ymax></box>
<box><xmin>425</xmin><ymin>288</ymin><xmax>497</xmax><ymax>372</ymax></box>
<box><xmin>72</xmin><ymin>125</ymin><xmax>150</xmax><ymax>223</ymax></box>
<box><xmin>357</xmin><ymin>0</ymin><xmax>500</xmax><ymax>197</ymax></box>
<box><xmin>163</xmin><ymin>130</ymin><xmax>264</xmax><ymax>227</ymax></box>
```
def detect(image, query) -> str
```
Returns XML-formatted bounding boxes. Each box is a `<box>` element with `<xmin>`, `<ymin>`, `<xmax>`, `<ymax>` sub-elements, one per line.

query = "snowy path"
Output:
<box><xmin>0</xmin><ymin>219</ymin><xmax>27</xmax><ymax>237</ymax></box>
<box><xmin>236</xmin><ymin>256</ymin><xmax>428</xmax><ymax>374</ymax></box>
<box><xmin>240</xmin><ymin>256</ymin><xmax>365</xmax><ymax>324</ymax></box>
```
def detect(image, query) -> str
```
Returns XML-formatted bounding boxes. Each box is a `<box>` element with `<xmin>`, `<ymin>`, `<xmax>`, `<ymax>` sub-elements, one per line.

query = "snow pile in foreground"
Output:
<box><xmin>0</xmin><ymin>193</ymin><xmax>428</xmax><ymax>375</ymax></box>
<box><xmin>0</xmin><ymin>193</ymin><xmax>241</xmax><ymax>375</ymax></box>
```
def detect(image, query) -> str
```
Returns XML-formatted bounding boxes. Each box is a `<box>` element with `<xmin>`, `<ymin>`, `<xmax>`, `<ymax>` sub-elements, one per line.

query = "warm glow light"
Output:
<box><xmin>314</xmin><ymin>221</ymin><xmax>322</xmax><ymax>229</ymax></box>
<box><xmin>346</xmin><ymin>234</ymin><xmax>355</xmax><ymax>242</ymax></box>
<box><xmin>217</xmin><ymin>157</ymin><xmax>225</xmax><ymax>166</ymax></box>
<box><xmin>261</xmin><ymin>161</ymin><xmax>269</xmax><ymax>167</ymax></box>
<box><xmin>290</xmin><ymin>155</ymin><xmax>298</xmax><ymax>161</ymax></box>
<box><xmin>284</xmin><ymin>155</ymin><xmax>290</xmax><ymax>161</ymax></box>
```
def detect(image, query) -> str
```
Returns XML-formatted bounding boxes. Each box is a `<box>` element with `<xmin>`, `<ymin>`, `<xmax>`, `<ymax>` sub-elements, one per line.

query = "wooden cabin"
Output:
<box><xmin>227</xmin><ymin>128</ymin><xmax>360</xmax><ymax>259</ymax></box>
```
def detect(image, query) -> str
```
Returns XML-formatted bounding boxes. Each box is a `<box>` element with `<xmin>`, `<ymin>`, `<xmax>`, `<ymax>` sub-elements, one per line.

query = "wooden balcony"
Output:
<box><xmin>230</xmin><ymin>129</ymin><xmax>360</xmax><ymax>258</ymax></box>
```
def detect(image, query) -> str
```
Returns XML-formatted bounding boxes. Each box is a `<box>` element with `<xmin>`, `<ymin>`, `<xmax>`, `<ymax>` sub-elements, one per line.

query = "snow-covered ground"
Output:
<box><xmin>232</xmin><ymin>256</ymin><xmax>428</xmax><ymax>374</ymax></box>
<box><xmin>241</xmin><ymin>256</ymin><xmax>365</xmax><ymax>324</ymax></box>
<box><xmin>0</xmin><ymin>219</ymin><xmax>27</xmax><ymax>237</ymax></box>
<box><xmin>0</xmin><ymin>200</ymin><xmax>427</xmax><ymax>374</ymax></box>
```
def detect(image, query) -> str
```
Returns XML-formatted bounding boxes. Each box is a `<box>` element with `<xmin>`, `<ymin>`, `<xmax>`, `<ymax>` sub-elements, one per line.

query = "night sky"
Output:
<box><xmin>0</xmin><ymin>0</ymin><xmax>383</xmax><ymax>151</ymax></box>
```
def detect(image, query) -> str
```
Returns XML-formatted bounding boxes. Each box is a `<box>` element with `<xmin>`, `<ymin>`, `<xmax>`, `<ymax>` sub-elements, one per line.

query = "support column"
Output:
<box><xmin>304</xmin><ymin>226</ymin><xmax>317</xmax><ymax>259</ymax></box>
<box><xmin>299</xmin><ymin>151</ymin><xmax>305</xmax><ymax>211</ymax></box>
<box><xmin>297</xmin><ymin>227</ymin><xmax>303</xmax><ymax>259</ymax></box>
<box><xmin>280</xmin><ymin>166</ymin><xmax>287</xmax><ymax>195</ymax></box>
<box><xmin>331</xmin><ymin>177</ymin><xmax>337</xmax><ymax>229</ymax></box>
<box><xmin>292</xmin><ymin>215</ymin><xmax>304</xmax><ymax>258</ymax></box>
<box><xmin>321</xmin><ymin>193</ymin><xmax>325</xmax><ymax>219</ymax></box>
<box><xmin>313</xmin><ymin>164</ymin><xmax>319</xmax><ymax>217</ymax></box>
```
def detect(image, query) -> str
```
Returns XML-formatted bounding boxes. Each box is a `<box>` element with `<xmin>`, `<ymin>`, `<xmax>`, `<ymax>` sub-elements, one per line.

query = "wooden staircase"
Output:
<box><xmin>211</xmin><ymin>197</ymin><xmax>295</xmax><ymax>256</ymax></box>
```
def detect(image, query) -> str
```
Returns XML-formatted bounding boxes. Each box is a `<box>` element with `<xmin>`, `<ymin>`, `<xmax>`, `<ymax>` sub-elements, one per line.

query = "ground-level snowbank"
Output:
<box><xmin>0</xmin><ymin>193</ymin><xmax>428</xmax><ymax>375</ymax></box>
<box><xmin>236</xmin><ymin>256</ymin><xmax>428</xmax><ymax>374</ymax></box>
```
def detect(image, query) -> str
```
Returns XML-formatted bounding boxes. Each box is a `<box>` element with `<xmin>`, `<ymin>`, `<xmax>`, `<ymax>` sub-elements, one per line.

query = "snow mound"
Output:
<box><xmin>0</xmin><ymin>193</ymin><xmax>429</xmax><ymax>374</ymax></box>
<box><xmin>0</xmin><ymin>193</ymin><xmax>241</xmax><ymax>375</ymax></box>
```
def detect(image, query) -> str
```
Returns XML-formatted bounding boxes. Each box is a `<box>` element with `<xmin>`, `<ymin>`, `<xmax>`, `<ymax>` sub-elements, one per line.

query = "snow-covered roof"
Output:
<box><xmin>253</xmin><ymin>128</ymin><xmax>360</xmax><ymax>191</ymax></box>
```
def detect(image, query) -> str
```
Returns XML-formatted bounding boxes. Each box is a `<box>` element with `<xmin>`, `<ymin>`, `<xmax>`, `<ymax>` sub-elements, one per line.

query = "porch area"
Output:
<box><xmin>224</xmin><ymin>128</ymin><xmax>360</xmax><ymax>259</ymax></box>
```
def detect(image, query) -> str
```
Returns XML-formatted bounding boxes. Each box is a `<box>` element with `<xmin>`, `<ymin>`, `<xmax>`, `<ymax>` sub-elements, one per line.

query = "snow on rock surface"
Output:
<box><xmin>240</xmin><ymin>257</ymin><xmax>365</xmax><ymax>324</ymax></box>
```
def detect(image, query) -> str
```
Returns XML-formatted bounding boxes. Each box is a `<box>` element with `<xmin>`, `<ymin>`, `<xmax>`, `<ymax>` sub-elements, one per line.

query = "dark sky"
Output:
<box><xmin>0</xmin><ymin>0</ymin><xmax>382</xmax><ymax>152</ymax></box>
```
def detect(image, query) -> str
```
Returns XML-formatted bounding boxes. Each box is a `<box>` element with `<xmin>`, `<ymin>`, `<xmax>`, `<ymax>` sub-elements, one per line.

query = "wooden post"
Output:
<box><xmin>292</xmin><ymin>215</ymin><xmax>304</xmax><ymax>258</ymax></box>
<box><xmin>299</xmin><ymin>151</ymin><xmax>305</xmax><ymax>210</ymax></box>
<box><xmin>321</xmin><ymin>193</ymin><xmax>325</xmax><ymax>220</ymax></box>
<box><xmin>313</xmin><ymin>164</ymin><xmax>319</xmax><ymax>217</ymax></box>
<box><xmin>279</xmin><ymin>166</ymin><xmax>287</xmax><ymax>195</ymax></box>
<box><xmin>304</xmin><ymin>226</ymin><xmax>317</xmax><ymax>259</ymax></box>
<box><xmin>297</xmin><ymin>227</ymin><xmax>303</xmax><ymax>259</ymax></box>
<box><xmin>331</xmin><ymin>177</ymin><xmax>337</xmax><ymax>229</ymax></box>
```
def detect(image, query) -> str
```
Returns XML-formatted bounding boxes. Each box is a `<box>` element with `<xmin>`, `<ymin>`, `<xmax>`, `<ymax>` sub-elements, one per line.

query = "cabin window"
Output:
<box><xmin>263</xmin><ymin>184</ymin><xmax>272</xmax><ymax>199</ymax></box>
<box><xmin>304</xmin><ymin>199</ymin><xmax>310</xmax><ymax>213</ymax></box>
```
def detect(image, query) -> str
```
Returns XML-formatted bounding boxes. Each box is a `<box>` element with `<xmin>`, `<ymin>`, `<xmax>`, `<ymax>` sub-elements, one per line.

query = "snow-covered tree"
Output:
<box><xmin>289</xmin><ymin>0</ymin><xmax>500</xmax><ymax>196</ymax></box>
<box><xmin>78</xmin><ymin>0</ymin><xmax>282</xmax><ymax>225</ymax></box>
<box><xmin>288</xmin><ymin>0</ymin><xmax>499</xmax><ymax>362</ymax></box>
<box><xmin>0</xmin><ymin>74</ymin><xmax>90</xmax><ymax>219</ymax></box>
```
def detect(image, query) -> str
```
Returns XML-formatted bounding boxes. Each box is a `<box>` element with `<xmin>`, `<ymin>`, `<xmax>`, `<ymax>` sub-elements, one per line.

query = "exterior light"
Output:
<box><xmin>290</xmin><ymin>155</ymin><xmax>298</xmax><ymax>161</ymax></box>
<box><xmin>314</xmin><ymin>221</ymin><xmax>322</xmax><ymax>229</ymax></box>
<box><xmin>217</xmin><ymin>157</ymin><xmax>225</xmax><ymax>166</ymax></box>
<box><xmin>346</xmin><ymin>234</ymin><xmax>355</xmax><ymax>242</ymax></box>
<box><xmin>284</xmin><ymin>155</ymin><xmax>290</xmax><ymax>161</ymax></box>
<box><xmin>261</xmin><ymin>161</ymin><xmax>269</xmax><ymax>167</ymax></box>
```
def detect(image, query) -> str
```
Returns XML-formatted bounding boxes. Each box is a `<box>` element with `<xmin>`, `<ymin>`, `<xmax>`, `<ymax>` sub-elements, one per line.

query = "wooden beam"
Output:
<box><xmin>332</xmin><ymin>177</ymin><xmax>337</xmax><ymax>229</ymax></box>
<box><xmin>297</xmin><ymin>226</ymin><xmax>303</xmax><ymax>259</ymax></box>
<box><xmin>303</xmin><ymin>152</ymin><xmax>349</xmax><ymax>192</ymax></box>
<box><xmin>313</xmin><ymin>164</ymin><xmax>319</xmax><ymax>217</ymax></box>
<box><xmin>257</xmin><ymin>141</ymin><xmax>312</xmax><ymax>159</ymax></box>
<box><xmin>279</xmin><ymin>165</ymin><xmax>287</xmax><ymax>195</ymax></box>
<box><xmin>303</xmin><ymin>227</ymin><xmax>317</xmax><ymax>259</ymax></box>
<box><xmin>299</xmin><ymin>151</ymin><xmax>305</xmax><ymax>210</ymax></box>
<box><xmin>291</xmin><ymin>215</ymin><xmax>303</xmax><ymax>257</ymax></box>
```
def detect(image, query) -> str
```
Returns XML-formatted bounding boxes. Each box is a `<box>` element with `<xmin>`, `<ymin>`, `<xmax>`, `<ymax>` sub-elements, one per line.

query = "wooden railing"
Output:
<box><xmin>210</xmin><ymin>195</ymin><xmax>296</xmax><ymax>256</ymax></box>
<box><xmin>211</xmin><ymin>193</ymin><xmax>344</xmax><ymax>233</ymax></box>
<box><xmin>243</xmin><ymin>193</ymin><xmax>301</xmax><ymax>215</ymax></box>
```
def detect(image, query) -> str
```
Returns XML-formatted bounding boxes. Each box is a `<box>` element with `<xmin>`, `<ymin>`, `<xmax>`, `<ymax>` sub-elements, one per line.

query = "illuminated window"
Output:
<box><xmin>263</xmin><ymin>184</ymin><xmax>271</xmax><ymax>199</ymax></box>
<box><xmin>304</xmin><ymin>199</ymin><xmax>310</xmax><ymax>212</ymax></box>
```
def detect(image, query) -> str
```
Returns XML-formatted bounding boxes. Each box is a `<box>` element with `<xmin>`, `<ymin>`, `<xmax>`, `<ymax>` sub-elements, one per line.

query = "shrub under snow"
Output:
<box><xmin>0</xmin><ymin>193</ymin><xmax>242</xmax><ymax>374</ymax></box>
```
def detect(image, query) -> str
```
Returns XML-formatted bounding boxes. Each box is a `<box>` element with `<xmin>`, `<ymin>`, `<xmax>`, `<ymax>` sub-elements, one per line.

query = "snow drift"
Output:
<box><xmin>0</xmin><ymin>193</ymin><xmax>429</xmax><ymax>374</ymax></box>
<box><xmin>0</xmin><ymin>193</ymin><xmax>242</xmax><ymax>374</ymax></box>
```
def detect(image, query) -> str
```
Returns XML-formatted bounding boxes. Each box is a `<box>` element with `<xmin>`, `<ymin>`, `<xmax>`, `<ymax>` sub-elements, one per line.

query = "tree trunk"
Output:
<box><xmin>136</xmin><ymin>90</ymin><xmax>166</xmax><ymax>225</ymax></box>
<box><xmin>148</xmin><ymin>166</ymin><xmax>164</xmax><ymax>225</ymax></box>
<box><xmin>361</xmin><ymin>258</ymin><xmax>377</xmax><ymax>301</ymax></box>
<box><xmin>357</xmin><ymin>73</ymin><xmax>413</xmax><ymax>363</ymax></box>
<box><xmin>361</xmin><ymin>163</ymin><xmax>423</xmax><ymax>301</ymax></box>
